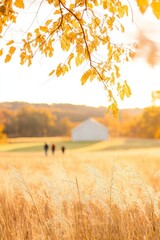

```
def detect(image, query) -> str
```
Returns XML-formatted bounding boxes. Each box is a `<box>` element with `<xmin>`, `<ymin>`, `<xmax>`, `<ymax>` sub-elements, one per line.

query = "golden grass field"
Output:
<box><xmin>0</xmin><ymin>137</ymin><xmax>160</xmax><ymax>239</ymax></box>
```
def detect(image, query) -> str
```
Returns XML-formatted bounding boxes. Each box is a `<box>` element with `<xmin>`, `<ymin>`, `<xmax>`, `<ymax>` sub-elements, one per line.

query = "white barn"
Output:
<box><xmin>71</xmin><ymin>118</ymin><xmax>109</xmax><ymax>142</ymax></box>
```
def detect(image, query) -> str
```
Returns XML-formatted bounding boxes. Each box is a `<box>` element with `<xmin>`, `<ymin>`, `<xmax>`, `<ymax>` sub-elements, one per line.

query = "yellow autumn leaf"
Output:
<box><xmin>108</xmin><ymin>44</ymin><xmax>113</xmax><ymax>58</ymax></box>
<box><xmin>123</xmin><ymin>5</ymin><xmax>128</xmax><ymax>16</ymax></box>
<box><xmin>6</xmin><ymin>40</ymin><xmax>14</xmax><ymax>46</ymax></box>
<box><xmin>114</xmin><ymin>52</ymin><xmax>120</xmax><ymax>62</ymax></box>
<box><xmin>48</xmin><ymin>69</ymin><xmax>55</xmax><ymax>76</ymax></box>
<box><xmin>103</xmin><ymin>0</ymin><xmax>108</xmax><ymax>9</ymax></box>
<box><xmin>136</xmin><ymin>0</ymin><xmax>149</xmax><ymax>14</ymax></box>
<box><xmin>120</xmin><ymin>89</ymin><xmax>125</xmax><ymax>100</ymax></box>
<box><xmin>81</xmin><ymin>72</ymin><xmax>89</xmax><ymax>85</ymax></box>
<box><xmin>117</xmin><ymin>82</ymin><xmax>121</xmax><ymax>91</ymax></box>
<box><xmin>81</xmin><ymin>69</ymin><xmax>92</xmax><ymax>85</ymax></box>
<box><xmin>61</xmin><ymin>64</ymin><xmax>69</xmax><ymax>75</ymax></box>
<box><xmin>45</xmin><ymin>19</ymin><xmax>52</xmax><ymax>26</ymax></box>
<box><xmin>20</xmin><ymin>51</ymin><xmax>26</xmax><ymax>65</ymax></box>
<box><xmin>72</xmin><ymin>21</ymin><xmax>79</xmax><ymax>28</ymax></box>
<box><xmin>89</xmin><ymin>69</ymin><xmax>96</xmax><ymax>81</ymax></box>
<box><xmin>61</xmin><ymin>37</ymin><xmax>70</xmax><ymax>51</ymax></box>
<box><xmin>67</xmin><ymin>53</ymin><xmax>74</xmax><ymax>68</ymax></box>
<box><xmin>93</xmin><ymin>0</ymin><xmax>98</xmax><ymax>6</ymax></box>
<box><xmin>9</xmin><ymin>46</ymin><xmax>16</xmax><ymax>55</ymax></box>
<box><xmin>56</xmin><ymin>63</ymin><xmax>62</xmax><ymax>77</ymax></box>
<box><xmin>69</xmin><ymin>4</ymin><xmax>75</xmax><ymax>9</ymax></box>
<box><xmin>115</xmin><ymin>65</ymin><xmax>120</xmax><ymax>78</ymax></box>
<box><xmin>118</xmin><ymin>7</ymin><xmax>125</xmax><ymax>18</ymax></box>
<box><xmin>61</xmin><ymin>0</ymin><xmax>66</xmax><ymax>4</ymax></box>
<box><xmin>76</xmin><ymin>12</ymin><xmax>81</xmax><ymax>19</ymax></box>
<box><xmin>75</xmin><ymin>0</ymin><xmax>82</xmax><ymax>5</ymax></box>
<box><xmin>120</xmin><ymin>23</ymin><xmax>125</xmax><ymax>32</ymax></box>
<box><xmin>151</xmin><ymin>0</ymin><xmax>160</xmax><ymax>19</ymax></box>
<box><xmin>111</xmin><ymin>102</ymin><xmax>119</xmax><ymax>118</ymax></box>
<box><xmin>87</xmin><ymin>3</ymin><xmax>93</xmax><ymax>9</ymax></box>
<box><xmin>5</xmin><ymin>54</ymin><xmax>11</xmax><ymax>63</ymax></box>
<box><xmin>108</xmin><ymin>90</ymin><xmax>113</xmax><ymax>98</ymax></box>
<box><xmin>54</xmin><ymin>9</ymin><xmax>61</xmax><ymax>14</ymax></box>
<box><xmin>49</xmin><ymin>50</ymin><xmax>53</xmax><ymax>57</ymax></box>
<box><xmin>14</xmin><ymin>0</ymin><xmax>24</xmax><ymax>9</ymax></box>
<box><xmin>124</xmin><ymin>81</ymin><xmax>132</xmax><ymax>97</ymax></box>
<box><xmin>75</xmin><ymin>54</ymin><xmax>84</xmax><ymax>66</ymax></box>
<box><xmin>40</xmin><ymin>26</ymin><xmax>48</xmax><ymax>32</ymax></box>
<box><xmin>27</xmin><ymin>56</ymin><xmax>32</xmax><ymax>66</ymax></box>
<box><xmin>27</xmin><ymin>32</ymin><xmax>32</xmax><ymax>40</ymax></box>
<box><xmin>0</xmin><ymin>49</ymin><xmax>3</xmax><ymax>56</ymax></box>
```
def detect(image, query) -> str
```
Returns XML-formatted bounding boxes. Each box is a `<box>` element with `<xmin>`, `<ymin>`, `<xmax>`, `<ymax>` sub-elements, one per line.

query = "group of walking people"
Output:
<box><xmin>44</xmin><ymin>143</ymin><xmax>65</xmax><ymax>156</ymax></box>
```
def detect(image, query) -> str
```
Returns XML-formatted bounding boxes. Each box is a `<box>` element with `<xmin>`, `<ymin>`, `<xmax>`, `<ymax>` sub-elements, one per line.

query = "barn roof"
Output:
<box><xmin>72</xmin><ymin>118</ymin><xmax>107</xmax><ymax>131</ymax></box>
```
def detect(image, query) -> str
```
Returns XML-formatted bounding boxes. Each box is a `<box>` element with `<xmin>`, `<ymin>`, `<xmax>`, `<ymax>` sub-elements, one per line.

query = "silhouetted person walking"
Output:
<box><xmin>61</xmin><ymin>146</ymin><xmax>65</xmax><ymax>154</ymax></box>
<box><xmin>44</xmin><ymin>143</ymin><xmax>49</xmax><ymax>156</ymax></box>
<box><xmin>51</xmin><ymin>144</ymin><xmax>56</xmax><ymax>155</ymax></box>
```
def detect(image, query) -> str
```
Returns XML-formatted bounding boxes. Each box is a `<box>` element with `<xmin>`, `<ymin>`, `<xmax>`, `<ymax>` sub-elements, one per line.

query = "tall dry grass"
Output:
<box><xmin>0</xmin><ymin>148</ymin><xmax>160</xmax><ymax>239</ymax></box>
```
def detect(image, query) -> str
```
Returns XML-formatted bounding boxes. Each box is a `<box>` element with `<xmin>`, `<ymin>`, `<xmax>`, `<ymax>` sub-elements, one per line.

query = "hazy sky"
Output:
<box><xmin>0</xmin><ymin>1</ymin><xmax>160</xmax><ymax>109</ymax></box>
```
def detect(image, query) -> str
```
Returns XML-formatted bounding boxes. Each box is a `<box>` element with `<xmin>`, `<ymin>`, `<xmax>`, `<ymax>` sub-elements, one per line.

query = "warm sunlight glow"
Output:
<box><xmin>0</xmin><ymin>1</ymin><xmax>159</xmax><ymax>109</ymax></box>
<box><xmin>0</xmin><ymin>56</ymin><xmax>159</xmax><ymax>109</ymax></box>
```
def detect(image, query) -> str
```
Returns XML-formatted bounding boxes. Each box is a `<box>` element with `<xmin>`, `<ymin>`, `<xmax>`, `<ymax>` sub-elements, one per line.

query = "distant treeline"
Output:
<box><xmin>0</xmin><ymin>102</ymin><xmax>106</xmax><ymax>138</ymax></box>
<box><xmin>0</xmin><ymin>102</ymin><xmax>159</xmax><ymax>139</ymax></box>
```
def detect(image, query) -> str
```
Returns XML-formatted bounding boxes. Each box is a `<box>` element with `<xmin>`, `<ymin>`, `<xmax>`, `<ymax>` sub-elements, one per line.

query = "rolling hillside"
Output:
<box><xmin>0</xmin><ymin>101</ymin><xmax>142</xmax><ymax>122</ymax></box>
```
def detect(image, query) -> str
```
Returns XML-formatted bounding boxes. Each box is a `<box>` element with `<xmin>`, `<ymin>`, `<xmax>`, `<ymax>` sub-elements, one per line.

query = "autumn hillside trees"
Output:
<box><xmin>0</xmin><ymin>125</ymin><xmax>7</xmax><ymax>142</ymax></box>
<box><xmin>98</xmin><ymin>106</ymin><xmax>160</xmax><ymax>138</ymax></box>
<box><xmin>125</xmin><ymin>107</ymin><xmax>160</xmax><ymax>139</ymax></box>
<box><xmin>3</xmin><ymin>107</ymin><xmax>58</xmax><ymax>137</ymax></box>
<box><xmin>104</xmin><ymin>107</ymin><xmax>160</xmax><ymax>139</ymax></box>
<box><xmin>0</xmin><ymin>103</ymin><xmax>159</xmax><ymax>139</ymax></box>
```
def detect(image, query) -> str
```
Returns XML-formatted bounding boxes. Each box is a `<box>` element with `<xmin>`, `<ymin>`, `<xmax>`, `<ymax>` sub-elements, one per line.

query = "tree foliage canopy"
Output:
<box><xmin>0</xmin><ymin>0</ymin><xmax>159</xmax><ymax>117</ymax></box>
